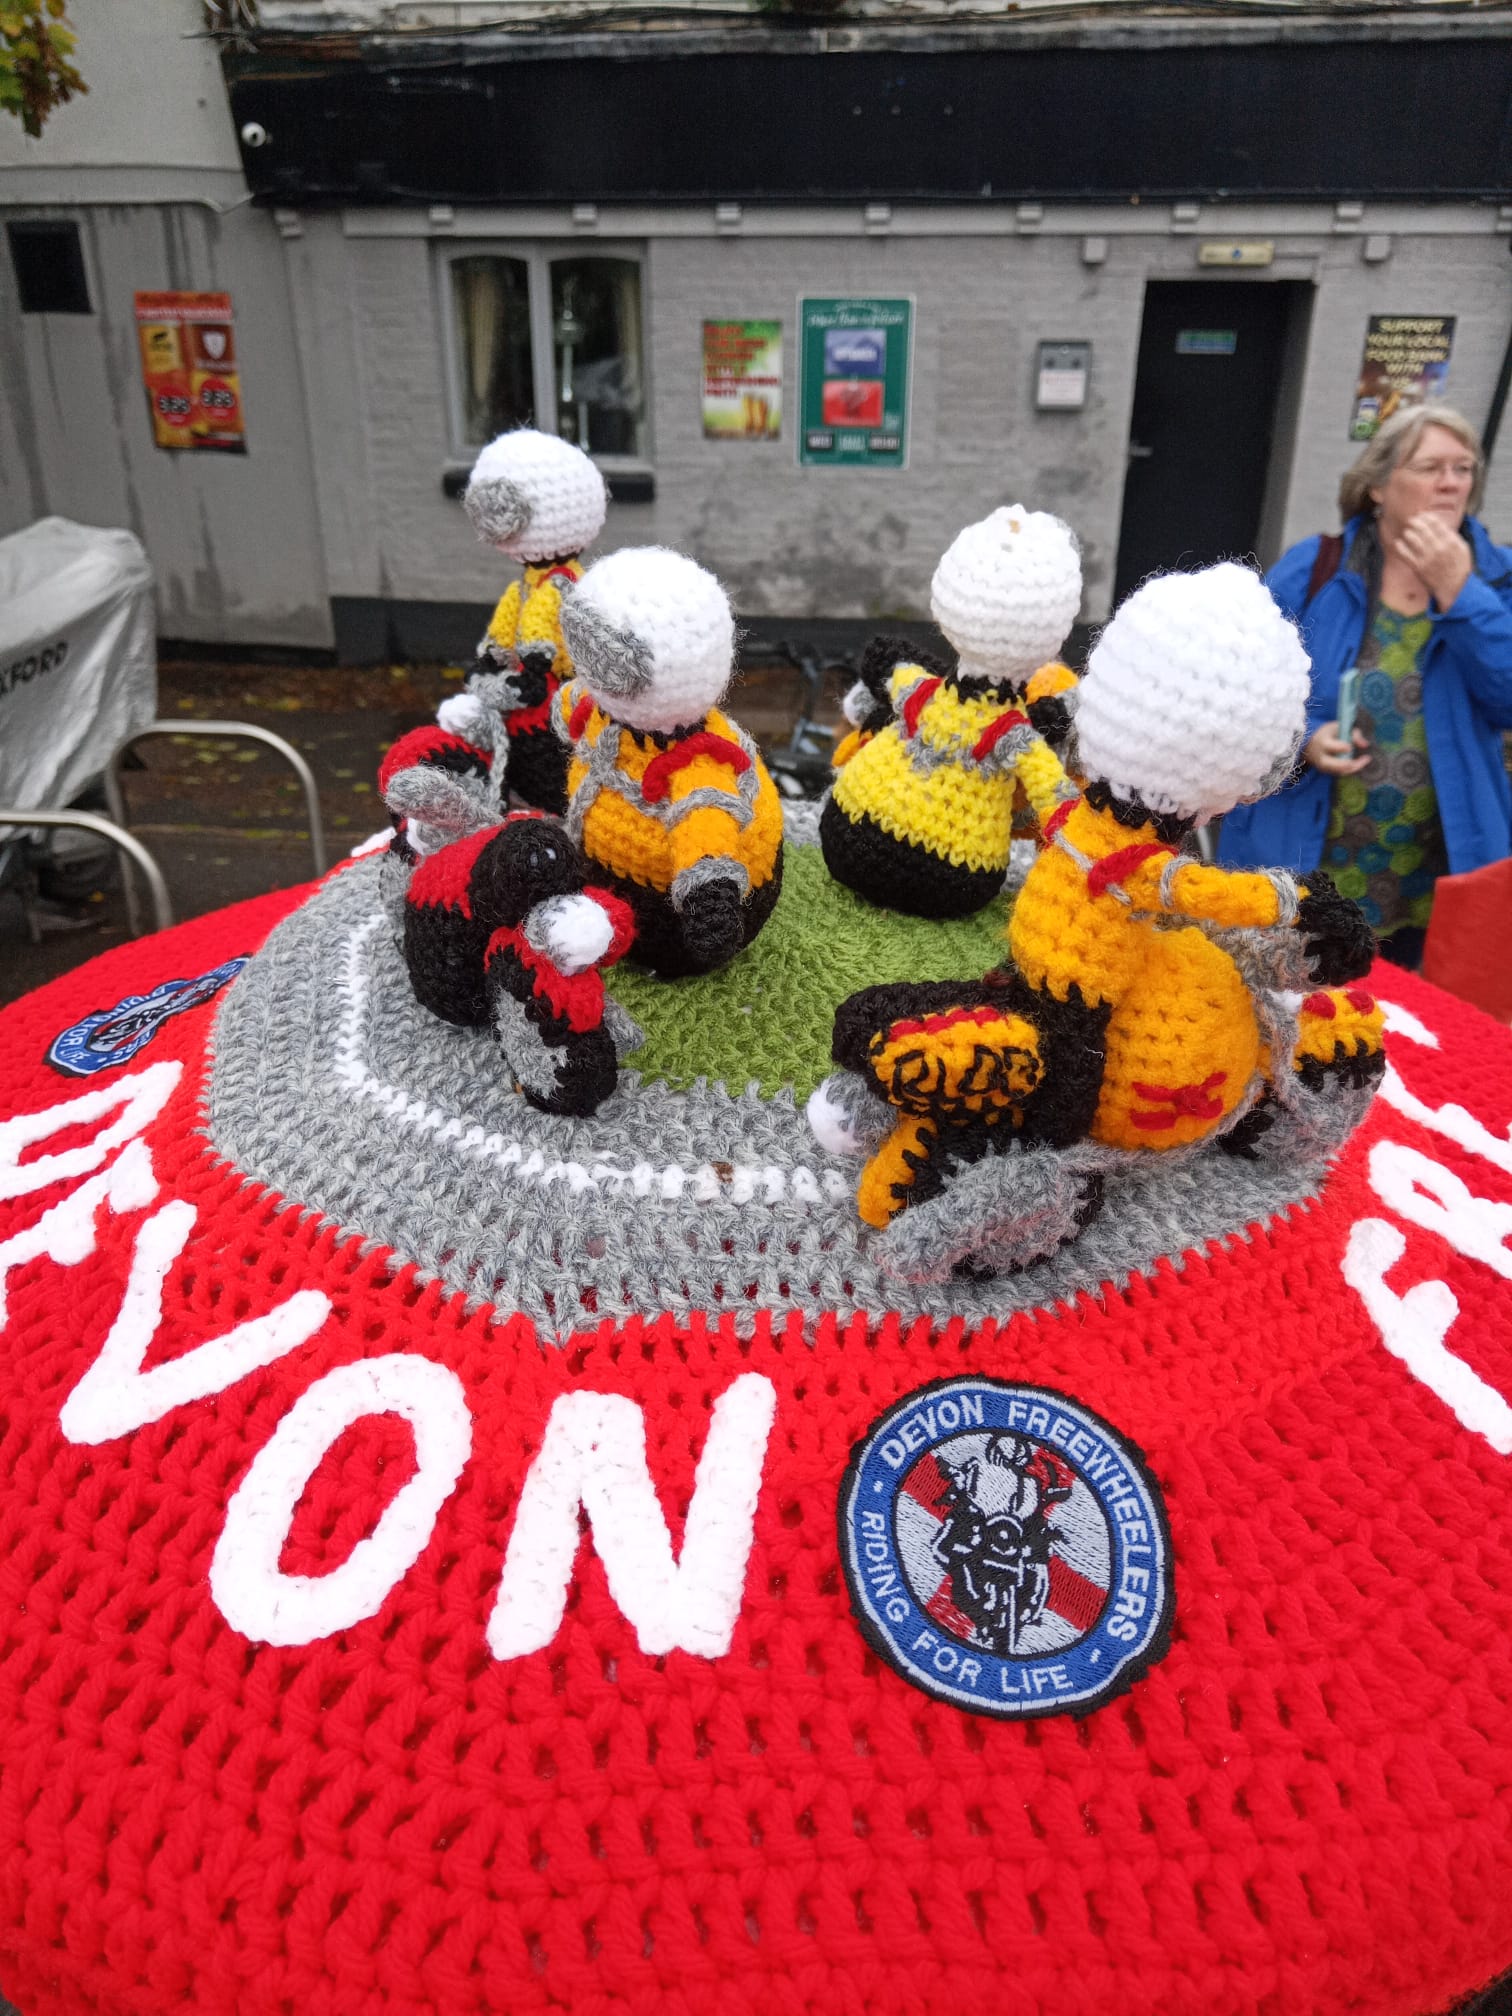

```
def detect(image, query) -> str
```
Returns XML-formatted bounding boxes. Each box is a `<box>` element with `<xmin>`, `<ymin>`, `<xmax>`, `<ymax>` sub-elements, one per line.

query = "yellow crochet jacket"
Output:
<box><xmin>555</xmin><ymin>684</ymin><xmax>784</xmax><ymax>905</ymax></box>
<box><xmin>1010</xmin><ymin>796</ymin><xmax>1324</xmax><ymax>1152</ymax></box>
<box><xmin>831</xmin><ymin>662</ymin><xmax>1073</xmax><ymax>876</ymax></box>
<box><xmin>485</xmin><ymin>558</ymin><xmax>584</xmax><ymax>670</ymax></box>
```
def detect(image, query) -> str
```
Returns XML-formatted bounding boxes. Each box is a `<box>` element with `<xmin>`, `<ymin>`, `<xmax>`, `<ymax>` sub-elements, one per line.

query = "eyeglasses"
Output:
<box><xmin>1401</xmin><ymin>458</ymin><xmax>1477</xmax><ymax>481</ymax></box>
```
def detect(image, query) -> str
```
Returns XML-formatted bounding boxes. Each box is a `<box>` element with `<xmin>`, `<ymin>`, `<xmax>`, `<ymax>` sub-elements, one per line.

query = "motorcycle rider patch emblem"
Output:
<box><xmin>839</xmin><ymin>1377</ymin><xmax>1174</xmax><ymax>1719</ymax></box>
<box><xmin>46</xmin><ymin>958</ymin><xmax>248</xmax><ymax>1077</ymax></box>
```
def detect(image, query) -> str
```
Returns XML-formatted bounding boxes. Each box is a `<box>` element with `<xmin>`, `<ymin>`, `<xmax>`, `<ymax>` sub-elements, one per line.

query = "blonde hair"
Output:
<box><xmin>1338</xmin><ymin>403</ymin><xmax>1484</xmax><ymax>522</ymax></box>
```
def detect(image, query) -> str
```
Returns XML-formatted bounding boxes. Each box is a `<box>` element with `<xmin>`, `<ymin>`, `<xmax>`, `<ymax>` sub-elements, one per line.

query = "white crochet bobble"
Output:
<box><xmin>463</xmin><ymin>429</ymin><xmax>607</xmax><ymax>564</ymax></box>
<box><xmin>1074</xmin><ymin>561</ymin><xmax>1311</xmax><ymax>821</ymax></box>
<box><xmin>561</xmin><ymin>547</ymin><xmax>735</xmax><ymax>734</ymax></box>
<box><xmin>930</xmin><ymin>505</ymin><xmax>1083</xmax><ymax>683</ymax></box>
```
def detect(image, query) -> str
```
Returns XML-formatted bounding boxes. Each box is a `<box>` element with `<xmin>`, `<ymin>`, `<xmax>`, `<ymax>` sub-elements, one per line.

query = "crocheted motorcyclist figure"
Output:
<box><xmin>811</xmin><ymin>562</ymin><xmax>1386</xmax><ymax>1280</ymax></box>
<box><xmin>376</xmin><ymin>721</ymin><xmax>498</xmax><ymax>940</ymax></box>
<box><xmin>555</xmin><ymin>546</ymin><xmax>785</xmax><ymax>978</ymax></box>
<box><xmin>452</xmin><ymin>428</ymin><xmax>608</xmax><ymax>815</ymax></box>
<box><xmin>821</xmin><ymin>506</ymin><xmax>1084</xmax><ymax>918</ymax></box>
<box><xmin>402</xmin><ymin>812</ymin><xmax>637</xmax><ymax>1118</ymax></box>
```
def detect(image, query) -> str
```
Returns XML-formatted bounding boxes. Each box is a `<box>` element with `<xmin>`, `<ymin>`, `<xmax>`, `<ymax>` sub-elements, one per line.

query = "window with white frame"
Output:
<box><xmin>442</xmin><ymin>245</ymin><xmax>648</xmax><ymax>465</ymax></box>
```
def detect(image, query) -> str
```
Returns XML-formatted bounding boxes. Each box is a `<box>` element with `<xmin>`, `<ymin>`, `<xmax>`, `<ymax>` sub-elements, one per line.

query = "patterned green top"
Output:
<box><xmin>1321</xmin><ymin>604</ymin><xmax>1445</xmax><ymax>940</ymax></box>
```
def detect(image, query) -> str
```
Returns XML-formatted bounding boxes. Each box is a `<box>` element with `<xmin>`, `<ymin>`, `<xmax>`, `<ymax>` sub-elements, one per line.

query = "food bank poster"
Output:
<box><xmin>798</xmin><ymin>296</ymin><xmax>912</xmax><ymax>468</ymax></box>
<box><xmin>1349</xmin><ymin>315</ymin><xmax>1454</xmax><ymax>441</ymax></box>
<box><xmin>702</xmin><ymin>320</ymin><xmax>782</xmax><ymax>440</ymax></box>
<box><xmin>135</xmin><ymin>292</ymin><xmax>246</xmax><ymax>453</ymax></box>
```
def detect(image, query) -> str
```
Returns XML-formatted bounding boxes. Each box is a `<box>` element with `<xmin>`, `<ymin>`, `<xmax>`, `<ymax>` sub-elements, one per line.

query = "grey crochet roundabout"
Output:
<box><xmin>205</xmin><ymin>817</ymin><xmax>1340</xmax><ymax>1340</ymax></box>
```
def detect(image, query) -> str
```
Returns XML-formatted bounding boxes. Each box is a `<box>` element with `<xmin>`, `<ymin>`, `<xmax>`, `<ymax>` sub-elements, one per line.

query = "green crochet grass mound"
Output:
<box><xmin>607</xmin><ymin>842</ymin><xmax>1011</xmax><ymax>1102</ymax></box>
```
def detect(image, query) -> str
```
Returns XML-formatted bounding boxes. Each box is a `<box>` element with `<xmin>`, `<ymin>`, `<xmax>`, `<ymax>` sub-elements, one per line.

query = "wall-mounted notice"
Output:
<box><xmin>702</xmin><ymin>320</ymin><xmax>782</xmax><ymax>440</ymax></box>
<box><xmin>798</xmin><ymin>296</ymin><xmax>913</xmax><ymax>468</ymax></box>
<box><xmin>1036</xmin><ymin>340</ymin><xmax>1091</xmax><ymax>411</ymax></box>
<box><xmin>1350</xmin><ymin>315</ymin><xmax>1454</xmax><ymax>440</ymax></box>
<box><xmin>135</xmin><ymin>291</ymin><xmax>245</xmax><ymax>453</ymax></box>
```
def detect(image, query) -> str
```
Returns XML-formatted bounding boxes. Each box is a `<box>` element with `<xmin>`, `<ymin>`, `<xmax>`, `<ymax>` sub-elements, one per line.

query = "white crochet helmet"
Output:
<box><xmin>560</xmin><ymin>547</ymin><xmax>735</xmax><ymax>734</ymax></box>
<box><xmin>1073</xmin><ymin>561</ymin><xmax>1311</xmax><ymax>822</ymax></box>
<box><xmin>930</xmin><ymin>505</ymin><xmax>1083</xmax><ymax>684</ymax></box>
<box><xmin>463</xmin><ymin>428</ymin><xmax>607</xmax><ymax>564</ymax></box>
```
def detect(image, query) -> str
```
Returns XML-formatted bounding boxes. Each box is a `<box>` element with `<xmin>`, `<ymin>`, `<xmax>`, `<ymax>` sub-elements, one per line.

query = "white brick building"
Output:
<box><xmin>3</xmin><ymin>0</ymin><xmax>1511</xmax><ymax>656</ymax></box>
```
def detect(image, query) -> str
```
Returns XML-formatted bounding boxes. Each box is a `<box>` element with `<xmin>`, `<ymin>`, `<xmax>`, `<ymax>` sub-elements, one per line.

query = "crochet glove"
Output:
<box><xmin>1297</xmin><ymin>870</ymin><xmax>1376</xmax><ymax>986</ymax></box>
<box><xmin>514</xmin><ymin>644</ymin><xmax>557</xmax><ymax>707</ymax></box>
<box><xmin>476</xmin><ymin>639</ymin><xmax>517</xmax><ymax>679</ymax></box>
<box><xmin>1026</xmin><ymin>691</ymin><xmax>1073</xmax><ymax>745</ymax></box>
<box><xmin>679</xmin><ymin>877</ymin><xmax>746</xmax><ymax>969</ymax></box>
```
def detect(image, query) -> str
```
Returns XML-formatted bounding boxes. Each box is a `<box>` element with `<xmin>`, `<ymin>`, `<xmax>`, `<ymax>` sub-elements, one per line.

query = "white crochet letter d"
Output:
<box><xmin>487</xmin><ymin>1372</ymin><xmax>777</xmax><ymax>1661</ymax></box>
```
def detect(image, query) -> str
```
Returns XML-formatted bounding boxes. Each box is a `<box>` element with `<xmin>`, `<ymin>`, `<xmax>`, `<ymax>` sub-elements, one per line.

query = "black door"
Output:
<box><xmin>1112</xmin><ymin>281</ymin><xmax>1301</xmax><ymax>606</ymax></box>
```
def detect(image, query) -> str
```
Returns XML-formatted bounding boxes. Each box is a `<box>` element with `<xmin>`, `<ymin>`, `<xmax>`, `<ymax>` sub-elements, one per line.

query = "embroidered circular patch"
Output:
<box><xmin>46</xmin><ymin>958</ymin><xmax>248</xmax><ymax>1077</ymax></box>
<box><xmin>838</xmin><ymin>1377</ymin><xmax>1174</xmax><ymax>1719</ymax></box>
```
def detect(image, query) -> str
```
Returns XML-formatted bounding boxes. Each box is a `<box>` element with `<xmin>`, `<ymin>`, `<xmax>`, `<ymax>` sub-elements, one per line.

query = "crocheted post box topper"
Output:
<box><xmin>404</xmin><ymin>811</ymin><xmax>637</xmax><ymax>1118</ymax></box>
<box><xmin>454</xmin><ymin>428</ymin><xmax>609</xmax><ymax>815</ymax></box>
<box><xmin>556</xmin><ymin>545</ymin><xmax>785</xmax><ymax>978</ymax></box>
<box><xmin>4</xmin><ymin>897</ymin><xmax>1512</xmax><ymax>2016</ymax></box>
<box><xmin>813</xmin><ymin>561</ymin><xmax>1387</xmax><ymax>1281</ymax></box>
<box><xmin>822</xmin><ymin>505</ymin><xmax>1083</xmax><ymax>918</ymax></box>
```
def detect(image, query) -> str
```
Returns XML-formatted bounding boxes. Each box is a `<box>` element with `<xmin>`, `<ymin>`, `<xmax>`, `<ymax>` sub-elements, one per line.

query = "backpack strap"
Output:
<box><xmin>1304</xmin><ymin>532</ymin><xmax>1345</xmax><ymax>609</ymax></box>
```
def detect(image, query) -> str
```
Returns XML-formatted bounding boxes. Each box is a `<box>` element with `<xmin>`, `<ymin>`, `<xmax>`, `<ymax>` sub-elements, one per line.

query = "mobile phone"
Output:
<box><xmin>1335</xmin><ymin>667</ymin><xmax>1362</xmax><ymax>748</ymax></box>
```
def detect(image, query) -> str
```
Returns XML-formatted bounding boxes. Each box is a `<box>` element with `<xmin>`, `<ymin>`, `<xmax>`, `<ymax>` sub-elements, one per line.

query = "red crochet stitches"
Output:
<box><xmin>0</xmin><ymin>899</ymin><xmax>1511</xmax><ymax>2016</ymax></box>
<box><xmin>639</xmin><ymin>733</ymin><xmax>751</xmax><ymax>805</ymax></box>
<box><xmin>1085</xmin><ymin>841</ymin><xmax>1176</xmax><ymax>899</ymax></box>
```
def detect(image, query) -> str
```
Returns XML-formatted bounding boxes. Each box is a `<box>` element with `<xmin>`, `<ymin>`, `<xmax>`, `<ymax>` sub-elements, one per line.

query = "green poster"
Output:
<box><xmin>798</xmin><ymin>296</ymin><xmax>913</xmax><ymax>468</ymax></box>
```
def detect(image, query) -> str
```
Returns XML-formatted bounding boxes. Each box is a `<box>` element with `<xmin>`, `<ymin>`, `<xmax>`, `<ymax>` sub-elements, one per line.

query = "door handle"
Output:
<box><xmin>1127</xmin><ymin>442</ymin><xmax>1155</xmax><ymax>461</ymax></box>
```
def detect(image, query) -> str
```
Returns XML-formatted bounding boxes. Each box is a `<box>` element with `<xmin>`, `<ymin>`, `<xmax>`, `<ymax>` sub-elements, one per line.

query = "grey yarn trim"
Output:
<box><xmin>813</xmin><ymin>1069</ymin><xmax>893</xmax><ymax>1156</ymax></box>
<box><xmin>382</xmin><ymin>765</ymin><xmax>495</xmax><ymax>846</ymax></box>
<box><xmin>559</xmin><ymin>688</ymin><xmax>762</xmax><ymax>848</ymax></box>
<box><xmin>464</xmin><ymin>475</ymin><xmax>530</xmax><ymax>547</ymax></box>
<box><xmin>604</xmin><ymin>997</ymin><xmax>645</xmax><ymax>1060</ymax></box>
<box><xmin>204</xmin><ymin>852</ymin><xmax>1356</xmax><ymax>1342</ymax></box>
<box><xmin>671</xmin><ymin>855</ymin><xmax>751</xmax><ymax>905</ymax></box>
<box><xmin>666</xmin><ymin>786</ymin><xmax>754</xmax><ymax>828</ymax></box>
<box><xmin>972</xmin><ymin>722</ymin><xmax>1039</xmax><ymax>777</ymax></box>
<box><xmin>782</xmin><ymin>796</ymin><xmax>825</xmax><ymax>848</ymax></box>
<box><xmin>559</xmin><ymin>595</ymin><xmax>654</xmax><ymax>700</ymax></box>
<box><xmin>492</xmin><ymin>993</ymin><xmax>562</xmax><ymax>1101</ymax></box>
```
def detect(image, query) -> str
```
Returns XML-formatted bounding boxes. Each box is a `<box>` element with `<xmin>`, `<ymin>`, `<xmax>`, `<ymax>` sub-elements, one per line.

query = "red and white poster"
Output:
<box><xmin>134</xmin><ymin>291</ymin><xmax>246</xmax><ymax>453</ymax></box>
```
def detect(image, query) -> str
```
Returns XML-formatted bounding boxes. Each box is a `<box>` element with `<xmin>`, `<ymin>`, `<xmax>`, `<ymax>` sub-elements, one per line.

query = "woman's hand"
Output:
<box><xmin>1305</xmin><ymin>722</ymin><xmax>1371</xmax><ymax>775</ymax></box>
<box><xmin>1395</xmin><ymin>511</ymin><xmax>1472</xmax><ymax>611</ymax></box>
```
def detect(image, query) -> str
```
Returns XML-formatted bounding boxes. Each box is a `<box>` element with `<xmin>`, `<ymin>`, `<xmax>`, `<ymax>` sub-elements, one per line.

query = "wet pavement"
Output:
<box><xmin>0</xmin><ymin>655</ymin><xmax>842</xmax><ymax>1009</ymax></box>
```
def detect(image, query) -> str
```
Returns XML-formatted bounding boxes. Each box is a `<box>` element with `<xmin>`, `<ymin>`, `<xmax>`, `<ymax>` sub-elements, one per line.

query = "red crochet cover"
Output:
<box><xmin>0</xmin><ymin>877</ymin><xmax>1510</xmax><ymax>2016</ymax></box>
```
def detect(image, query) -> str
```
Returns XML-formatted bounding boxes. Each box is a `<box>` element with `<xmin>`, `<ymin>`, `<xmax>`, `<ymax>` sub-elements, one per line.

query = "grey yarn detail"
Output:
<box><xmin>1053</xmin><ymin>826</ymin><xmax>1137</xmax><ymax>909</ymax></box>
<box><xmin>464</xmin><ymin>475</ymin><xmax>530</xmax><ymax>548</ymax></box>
<box><xmin>875</xmin><ymin>1140</ymin><xmax>1110</xmax><ymax>1286</ymax></box>
<box><xmin>665</xmin><ymin>786</ymin><xmax>754</xmax><ymax>829</ymax></box>
<box><xmin>781</xmin><ymin>795</ymin><xmax>825</xmax><ymax>849</ymax></box>
<box><xmin>812</xmin><ymin>1069</ymin><xmax>893</xmax><ymax>1156</ymax></box>
<box><xmin>604</xmin><ymin>996</ymin><xmax>644</xmax><ymax>1060</ymax></box>
<box><xmin>671</xmin><ymin>855</ymin><xmax>750</xmax><ymax>906</ymax></box>
<box><xmin>492</xmin><ymin>993</ymin><xmax>562</xmax><ymax>1102</ymax></box>
<box><xmin>1266</xmin><ymin>870</ymin><xmax>1301</xmax><ymax>929</ymax></box>
<box><xmin>559</xmin><ymin>594</ymin><xmax>655</xmax><ymax>701</ymax></box>
<box><xmin>377</xmin><ymin>844</ymin><xmax>410</xmax><ymax>947</ymax></box>
<box><xmin>558</xmin><ymin>687</ymin><xmax>762</xmax><ymax>848</ymax></box>
<box><xmin>1156</xmin><ymin>854</ymin><xmax>1185</xmax><ymax>913</ymax></box>
<box><xmin>382</xmin><ymin>765</ymin><xmax>495</xmax><ymax>849</ymax></box>
<box><xmin>205</xmin><ymin>854</ymin><xmax>1353</xmax><ymax>1341</ymax></box>
<box><xmin>972</xmin><ymin>722</ymin><xmax>1039</xmax><ymax>777</ymax></box>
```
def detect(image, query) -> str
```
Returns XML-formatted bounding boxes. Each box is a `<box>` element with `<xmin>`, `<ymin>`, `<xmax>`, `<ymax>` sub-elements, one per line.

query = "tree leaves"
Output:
<box><xmin>0</xmin><ymin>2</ymin><xmax>85</xmax><ymax>138</ymax></box>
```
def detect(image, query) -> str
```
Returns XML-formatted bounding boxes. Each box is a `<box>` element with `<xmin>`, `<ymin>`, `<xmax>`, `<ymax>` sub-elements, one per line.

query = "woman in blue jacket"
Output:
<box><xmin>1218</xmin><ymin>404</ymin><xmax>1512</xmax><ymax>968</ymax></box>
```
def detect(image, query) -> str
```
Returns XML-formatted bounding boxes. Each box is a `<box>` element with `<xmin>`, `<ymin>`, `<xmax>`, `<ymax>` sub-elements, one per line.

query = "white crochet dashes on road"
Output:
<box><xmin>930</xmin><ymin>505</ymin><xmax>1083</xmax><ymax>683</ymax></box>
<box><xmin>1073</xmin><ymin>560</ymin><xmax>1311</xmax><ymax>820</ymax></box>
